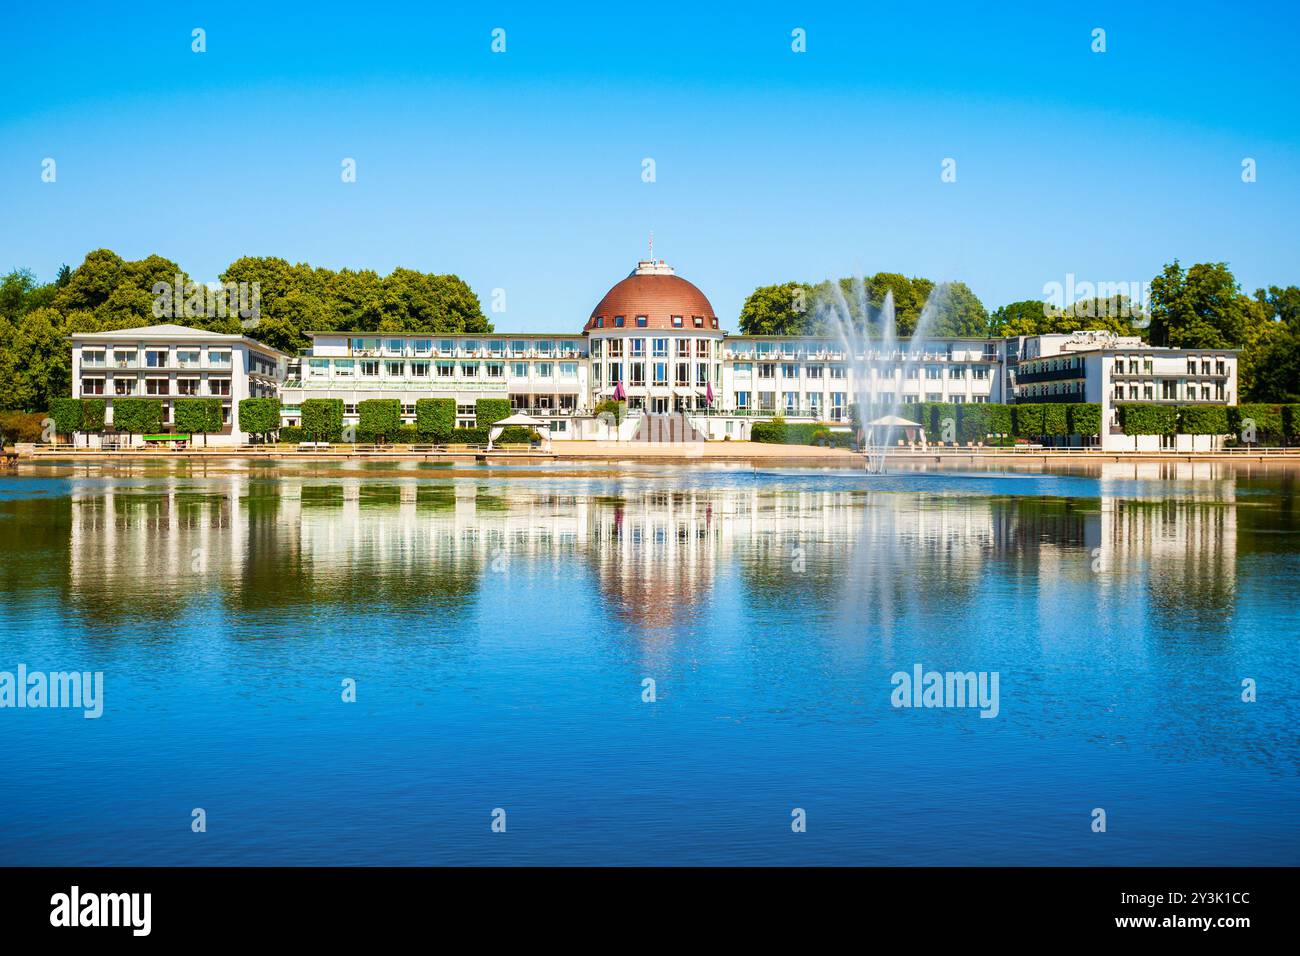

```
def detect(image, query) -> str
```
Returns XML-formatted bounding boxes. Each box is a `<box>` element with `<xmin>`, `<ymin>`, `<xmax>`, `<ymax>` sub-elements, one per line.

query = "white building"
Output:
<box><xmin>69</xmin><ymin>324</ymin><xmax>290</xmax><ymax>446</ymax></box>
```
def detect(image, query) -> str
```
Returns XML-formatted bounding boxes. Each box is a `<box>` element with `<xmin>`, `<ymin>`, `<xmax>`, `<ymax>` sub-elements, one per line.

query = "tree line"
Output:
<box><xmin>738</xmin><ymin>263</ymin><xmax>1300</xmax><ymax>402</ymax></box>
<box><xmin>0</xmin><ymin>249</ymin><xmax>491</xmax><ymax>412</ymax></box>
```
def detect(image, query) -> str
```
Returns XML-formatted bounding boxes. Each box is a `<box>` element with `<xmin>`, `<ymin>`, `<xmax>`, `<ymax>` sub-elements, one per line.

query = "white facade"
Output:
<box><xmin>70</xmin><ymin>324</ymin><xmax>289</xmax><ymax>445</ymax></box>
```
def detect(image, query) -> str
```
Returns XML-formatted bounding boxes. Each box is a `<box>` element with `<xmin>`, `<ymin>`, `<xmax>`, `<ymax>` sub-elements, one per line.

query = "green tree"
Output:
<box><xmin>1148</xmin><ymin>261</ymin><xmax>1252</xmax><ymax>349</ymax></box>
<box><xmin>111</xmin><ymin>398</ymin><xmax>163</xmax><ymax>441</ymax></box>
<box><xmin>238</xmin><ymin>398</ymin><xmax>282</xmax><ymax>442</ymax></box>
<box><xmin>737</xmin><ymin>282</ymin><xmax>817</xmax><ymax>335</ymax></box>
<box><xmin>173</xmin><ymin>398</ymin><xmax>223</xmax><ymax>446</ymax></box>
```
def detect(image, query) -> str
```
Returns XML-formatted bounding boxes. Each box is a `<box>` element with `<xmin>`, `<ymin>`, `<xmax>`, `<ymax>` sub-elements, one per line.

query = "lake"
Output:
<box><xmin>0</xmin><ymin>459</ymin><xmax>1296</xmax><ymax>865</ymax></box>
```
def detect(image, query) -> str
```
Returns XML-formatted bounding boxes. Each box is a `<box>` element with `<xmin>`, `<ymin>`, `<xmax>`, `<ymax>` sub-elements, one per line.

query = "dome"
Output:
<box><xmin>584</xmin><ymin>260</ymin><xmax>720</xmax><ymax>333</ymax></box>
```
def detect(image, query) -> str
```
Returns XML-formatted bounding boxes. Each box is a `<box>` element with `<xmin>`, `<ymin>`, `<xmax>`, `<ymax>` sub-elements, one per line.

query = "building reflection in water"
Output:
<box><xmin>64</xmin><ymin>472</ymin><xmax>1241</xmax><ymax>642</ymax></box>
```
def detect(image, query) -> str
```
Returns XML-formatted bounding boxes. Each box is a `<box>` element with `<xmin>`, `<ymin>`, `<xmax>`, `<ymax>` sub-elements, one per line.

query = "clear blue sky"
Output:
<box><xmin>1</xmin><ymin>1</ymin><xmax>1297</xmax><ymax>331</ymax></box>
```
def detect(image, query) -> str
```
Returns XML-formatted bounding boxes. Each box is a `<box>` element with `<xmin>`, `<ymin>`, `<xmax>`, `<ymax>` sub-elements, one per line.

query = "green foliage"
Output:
<box><xmin>957</xmin><ymin>404</ymin><xmax>993</xmax><ymax>443</ymax></box>
<box><xmin>111</xmin><ymin>398</ymin><xmax>163</xmax><ymax>436</ymax></box>
<box><xmin>1118</xmin><ymin>404</ymin><xmax>1178</xmax><ymax>436</ymax></box>
<box><xmin>415</xmin><ymin>398</ymin><xmax>455</xmax><ymax>440</ymax></box>
<box><xmin>474</xmin><ymin>398</ymin><xmax>511</xmax><ymax>428</ymax></box>
<box><xmin>592</xmin><ymin>398</ymin><xmax>627</xmax><ymax>422</ymax></box>
<box><xmin>173</xmin><ymin>398</ymin><xmax>223</xmax><ymax>440</ymax></box>
<box><xmin>358</xmin><ymin>399</ymin><xmax>401</xmax><ymax>443</ymax></box>
<box><xmin>986</xmin><ymin>404</ymin><xmax>1013</xmax><ymax>438</ymax></box>
<box><xmin>1148</xmin><ymin>261</ymin><xmax>1253</xmax><ymax>349</ymax></box>
<box><xmin>301</xmin><ymin>398</ymin><xmax>344</xmax><ymax>441</ymax></box>
<box><xmin>1012</xmin><ymin>403</ymin><xmax>1046</xmax><ymax>437</ymax></box>
<box><xmin>989</xmin><ymin>297</ymin><xmax>1147</xmax><ymax>338</ymax></box>
<box><xmin>1043</xmin><ymin>403</ymin><xmax>1068</xmax><ymax>436</ymax></box>
<box><xmin>1228</xmin><ymin>403</ymin><xmax>1284</xmax><ymax>444</ymax></box>
<box><xmin>0</xmin><ymin>411</ymin><xmax>45</xmax><ymax>443</ymax></box>
<box><xmin>1283</xmin><ymin>405</ymin><xmax>1300</xmax><ymax>445</ymax></box>
<box><xmin>737</xmin><ymin>282</ymin><xmax>818</xmax><ymax>335</ymax></box>
<box><xmin>1177</xmin><ymin>405</ymin><xmax>1229</xmax><ymax>435</ymax></box>
<box><xmin>48</xmin><ymin>397</ymin><xmax>83</xmax><ymax>438</ymax></box>
<box><xmin>1067</xmin><ymin>403</ymin><xmax>1101</xmax><ymax>437</ymax></box>
<box><xmin>278</xmin><ymin>426</ymin><xmax>304</xmax><ymax>443</ymax></box>
<box><xmin>238</xmin><ymin>398</ymin><xmax>281</xmax><ymax>439</ymax></box>
<box><xmin>751</xmin><ymin>421</ymin><xmax>842</xmax><ymax>445</ymax></box>
<box><xmin>80</xmin><ymin>398</ymin><xmax>106</xmax><ymax>433</ymax></box>
<box><xmin>445</xmin><ymin>426</ymin><xmax>538</xmax><ymax>445</ymax></box>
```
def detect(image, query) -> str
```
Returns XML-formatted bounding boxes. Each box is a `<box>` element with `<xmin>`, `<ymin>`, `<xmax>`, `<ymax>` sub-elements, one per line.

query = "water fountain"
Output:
<box><xmin>810</xmin><ymin>278</ymin><xmax>951</xmax><ymax>474</ymax></box>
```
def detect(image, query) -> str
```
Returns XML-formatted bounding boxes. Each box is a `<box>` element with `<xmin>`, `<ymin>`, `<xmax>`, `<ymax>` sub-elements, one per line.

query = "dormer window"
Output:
<box><xmin>710</xmin><ymin>318</ymin><xmax>718</xmax><ymax>329</ymax></box>
<box><xmin>635</xmin><ymin>316</ymin><xmax>648</xmax><ymax>327</ymax></box>
<box><xmin>671</xmin><ymin>315</ymin><xmax>683</xmax><ymax>327</ymax></box>
<box><xmin>614</xmin><ymin>315</ymin><xmax>625</xmax><ymax>327</ymax></box>
<box><xmin>595</xmin><ymin>317</ymin><xmax>604</xmax><ymax>328</ymax></box>
<box><xmin>692</xmin><ymin>316</ymin><xmax>704</xmax><ymax>327</ymax></box>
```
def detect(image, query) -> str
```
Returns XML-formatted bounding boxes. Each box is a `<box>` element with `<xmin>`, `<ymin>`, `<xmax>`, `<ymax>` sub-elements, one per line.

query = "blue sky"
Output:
<box><xmin>1</xmin><ymin>1</ymin><xmax>1297</xmax><ymax>330</ymax></box>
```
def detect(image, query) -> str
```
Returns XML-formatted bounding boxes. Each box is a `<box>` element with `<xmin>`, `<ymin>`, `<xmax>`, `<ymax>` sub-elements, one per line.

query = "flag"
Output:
<box><xmin>705</xmin><ymin>381</ymin><xmax>714</xmax><ymax>404</ymax></box>
<box><xmin>613</xmin><ymin>380</ymin><xmax>625</xmax><ymax>401</ymax></box>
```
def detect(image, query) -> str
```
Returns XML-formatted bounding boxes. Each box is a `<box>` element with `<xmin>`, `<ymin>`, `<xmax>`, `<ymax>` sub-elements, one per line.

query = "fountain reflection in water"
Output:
<box><xmin>811</xmin><ymin>279</ymin><xmax>964</xmax><ymax>473</ymax></box>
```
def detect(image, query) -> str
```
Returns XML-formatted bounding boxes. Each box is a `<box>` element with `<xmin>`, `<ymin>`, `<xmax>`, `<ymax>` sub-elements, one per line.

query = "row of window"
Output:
<box><xmin>306</xmin><ymin>359</ymin><xmax>581</xmax><ymax>381</ymax></box>
<box><xmin>590</xmin><ymin>338</ymin><xmax>713</xmax><ymax>358</ymax></box>
<box><xmin>736</xmin><ymin>363</ymin><xmax>991</xmax><ymax>381</ymax></box>
<box><xmin>591</xmin><ymin>315</ymin><xmax>719</xmax><ymax>329</ymax></box>
<box><xmin>81</xmin><ymin>377</ymin><xmax>231</xmax><ymax>396</ymax></box>
<box><xmin>1112</xmin><ymin>381</ymin><xmax>1226</xmax><ymax>402</ymax></box>
<box><xmin>348</xmin><ymin>338</ymin><xmax>583</xmax><ymax>357</ymax></box>
<box><xmin>81</xmin><ymin>347</ymin><xmax>232</xmax><ymax>369</ymax></box>
<box><xmin>594</xmin><ymin>362</ymin><xmax>719</xmax><ymax>387</ymax></box>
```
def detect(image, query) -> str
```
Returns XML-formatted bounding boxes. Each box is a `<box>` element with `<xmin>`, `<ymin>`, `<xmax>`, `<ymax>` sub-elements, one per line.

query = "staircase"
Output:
<box><xmin>635</xmin><ymin>413</ymin><xmax>706</xmax><ymax>443</ymax></box>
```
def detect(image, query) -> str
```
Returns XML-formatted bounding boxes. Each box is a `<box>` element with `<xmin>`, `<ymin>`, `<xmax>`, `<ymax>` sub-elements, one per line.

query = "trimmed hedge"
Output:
<box><xmin>358</xmin><ymin>399</ymin><xmax>401</xmax><ymax>443</ymax></box>
<box><xmin>1042</xmin><ymin>403</ymin><xmax>1068</xmax><ymax>436</ymax></box>
<box><xmin>81</xmin><ymin>398</ymin><xmax>106</xmax><ymax>433</ymax></box>
<box><xmin>301</xmin><ymin>398</ymin><xmax>344</xmax><ymax>442</ymax></box>
<box><xmin>174</xmin><ymin>398</ymin><xmax>223</xmax><ymax>444</ymax></box>
<box><xmin>278</xmin><ymin>426</ymin><xmax>305</xmax><ymax>444</ymax></box>
<box><xmin>238</xmin><ymin>397</ymin><xmax>281</xmax><ymax>441</ymax></box>
<box><xmin>751</xmin><ymin>421</ymin><xmax>853</xmax><ymax>446</ymax></box>
<box><xmin>415</xmin><ymin>398</ymin><xmax>455</xmax><ymax>441</ymax></box>
<box><xmin>1012</xmin><ymin>403</ymin><xmax>1046</xmax><ymax>438</ymax></box>
<box><xmin>957</xmin><ymin>404</ymin><xmax>993</xmax><ymax>443</ymax></box>
<box><xmin>48</xmin><ymin>397</ymin><xmax>83</xmax><ymax>439</ymax></box>
<box><xmin>1228</xmin><ymin>403</ymin><xmax>1284</xmax><ymax>444</ymax></box>
<box><xmin>475</xmin><ymin>398</ymin><xmax>512</xmax><ymax>428</ymax></box>
<box><xmin>1284</xmin><ymin>405</ymin><xmax>1300</xmax><ymax>445</ymax></box>
<box><xmin>1178</xmin><ymin>405</ymin><xmax>1229</xmax><ymax>435</ymax></box>
<box><xmin>449</xmin><ymin>426</ymin><xmax>539</xmax><ymax>445</ymax></box>
<box><xmin>1118</xmin><ymin>403</ymin><xmax>1178</xmax><ymax>436</ymax></box>
<box><xmin>111</xmin><ymin>398</ymin><xmax>163</xmax><ymax>437</ymax></box>
<box><xmin>1068</xmin><ymin>403</ymin><xmax>1101</xmax><ymax>437</ymax></box>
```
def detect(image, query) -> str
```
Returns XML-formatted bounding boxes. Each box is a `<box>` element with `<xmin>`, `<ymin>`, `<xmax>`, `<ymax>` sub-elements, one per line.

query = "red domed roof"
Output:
<box><xmin>585</xmin><ymin>261</ymin><xmax>720</xmax><ymax>333</ymax></box>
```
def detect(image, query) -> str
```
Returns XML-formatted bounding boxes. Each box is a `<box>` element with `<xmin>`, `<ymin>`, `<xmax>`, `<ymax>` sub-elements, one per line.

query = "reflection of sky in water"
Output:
<box><xmin>0</xmin><ymin>460</ymin><xmax>1296</xmax><ymax>865</ymax></box>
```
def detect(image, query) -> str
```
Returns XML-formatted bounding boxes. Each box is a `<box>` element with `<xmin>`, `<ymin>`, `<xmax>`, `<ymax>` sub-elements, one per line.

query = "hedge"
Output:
<box><xmin>301</xmin><ymin>398</ymin><xmax>344</xmax><ymax>441</ymax></box>
<box><xmin>238</xmin><ymin>397</ymin><xmax>281</xmax><ymax>441</ymax></box>
<box><xmin>111</xmin><ymin>398</ymin><xmax>163</xmax><ymax>437</ymax></box>
<box><xmin>174</xmin><ymin>398</ymin><xmax>223</xmax><ymax>445</ymax></box>
<box><xmin>752</xmin><ymin>421</ymin><xmax>840</xmax><ymax>445</ymax></box>
<box><xmin>449</xmin><ymin>426</ymin><xmax>539</xmax><ymax>445</ymax></box>
<box><xmin>957</xmin><ymin>404</ymin><xmax>993</xmax><ymax>443</ymax></box>
<box><xmin>1284</xmin><ymin>405</ymin><xmax>1300</xmax><ymax>445</ymax></box>
<box><xmin>1068</xmin><ymin>403</ymin><xmax>1101</xmax><ymax>437</ymax></box>
<box><xmin>475</xmin><ymin>398</ymin><xmax>512</xmax><ymax>428</ymax></box>
<box><xmin>1012</xmin><ymin>403</ymin><xmax>1046</xmax><ymax>438</ymax></box>
<box><xmin>1228</xmin><ymin>403</ymin><xmax>1284</xmax><ymax>444</ymax></box>
<box><xmin>415</xmin><ymin>398</ymin><xmax>455</xmax><ymax>441</ymax></box>
<box><xmin>987</xmin><ymin>404</ymin><xmax>1013</xmax><ymax>439</ymax></box>
<box><xmin>1178</xmin><ymin>405</ymin><xmax>1229</xmax><ymax>435</ymax></box>
<box><xmin>1042</xmin><ymin>403</ymin><xmax>1068</xmax><ymax>436</ymax></box>
<box><xmin>278</xmin><ymin>426</ymin><xmax>305</xmax><ymax>444</ymax></box>
<box><xmin>358</xmin><ymin>399</ymin><xmax>401</xmax><ymax>443</ymax></box>
<box><xmin>1118</xmin><ymin>403</ymin><xmax>1178</xmax><ymax>436</ymax></box>
<box><xmin>48</xmin><ymin>397</ymin><xmax>84</xmax><ymax>440</ymax></box>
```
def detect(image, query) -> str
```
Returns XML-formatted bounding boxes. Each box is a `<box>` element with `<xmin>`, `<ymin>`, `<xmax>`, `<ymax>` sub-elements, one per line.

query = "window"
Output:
<box><xmin>758</xmin><ymin>364</ymin><xmax>775</xmax><ymax>379</ymax></box>
<box><xmin>696</xmin><ymin>339</ymin><xmax>710</xmax><ymax>357</ymax></box>
<box><xmin>631</xmin><ymin>339</ymin><xmax>645</xmax><ymax>357</ymax></box>
<box><xmin>463</xmin><ymin>340</ymin><xmax>480</xmax><ymax>354</ymax></box>
<box><xmin>437</xmin><ymin>361</ymin><xmax>455</xmax><ymax>378</ymax></box>
<box><xmin>630</xmin><ymin>362</ymin><xmax>645</xmax><ymax>386</ymax></box>
<box><xmin>334</xmin><ymin>359</ymin><xmax>354</xmax><ymax>377</ymax></box>
<box><xmin>209</xmin><ymin>350</ymin><xmax>231</xmax><ymax>368</ymax></box>
<box><xmin>411</xmin><ymin>361</ymin><xmax>431</xmax><ymax>377</ymax></box>
<box><xmin>675</xmin><ymin>363</ymin><xmax>689</xmax><ymax>386</ymax></box>
<box><xmin>653</xmin><ymin>338</ymin><xmax>668</xmax><ymax>357</ymax></box>
<box><xmin>82</xmin><ymin>378</ymin><xmax>105</xmax><ymax>395</ymax></box>
<box><xmin>635</xmin><ymin>316</ymin><xmax>647</xmax><ymax>327</ymax></box>
<box><xmin>559</xmin><ymin>362</ymin><xmax>577</xmax><ymax>380</ymax></box>
<box><xmin>949</xmin><ymin>365</ymin><xmax>965</xmax><ymax>379</ymax></box>
<box><xmin>1216</xmin><ymin>359</ymin><xmax>1225</xmax><ymax>376</ymax></box>
<box><xmin>692</xmin><ymin>316</ymin><xmax>703</xmax><ymax>327</ymax></box>
<box><xmin>144</xmin><ymin>349</ymin><xmax>168</xmax><ymax>369</ymax></box>
<box><xmin>486</xmin><ymin>362</ymin><xmax>505</xmax><ymax>378</ymax></box>
<box><xmin>926</xmin><ymin>365</ymin><xmax>942</xmax><ymax>380</ymax></box>
<box><xmin>697</xmin><ymin>363</ymin><xmax>709</xmax><ymax>386</ymax></box>
<box><xmin>511</xmin><ymin>340</ymin><xmax>527</xmax><ymax>356</ymax></box>
<box><xmin>488</xmin><ymin>340</ymin><xmax>505</xmax><ymax>357</ymax></box>
<box><xmin>386</xmin><ymin>361</ymin><xmax>404</xmax><ymax>377</ymax></box>
<box><xmin>972</xmin><ymin>366</ymin><xmax>989</xmax><ymax>380</ymax></box>
<box><xmin>82</xmin><ymin>349</ymin><xmax>106</xmax><ymax>368</ymax></box>
<box><xmin>806</xmin><ymin>365</ymin><xmax>823</xmax><ymax>379</ymax></box>
<box><xmin>595</xmin><ymin>317</ymin><xmax>605</xmax><ymax>328</ymax></box>
<box><xmin>461</xmin><ymin>362</ymin><xmax>479</xmax><ymax>378</ymax></box>
<box><xmin>607</xmin><ymin>363</ymin><xmax>621</xmax><ymax>385</ymax></box>
<box><xmin>209</xmin><ymin>378</ymin><xmax>231</xmax><ymax>396</ymax></box>
<box><xmin>386</xmin><ymin>339</ymin><xmax>405</xmax><ymax>355</ymax></box>
<box><xmin>114</xmin><ymin>349</ymin><xmax>136</xmax><ymax>368</ymax></box>
<box><xmin>536</xmin><ymin>340</ymin><xmax>553</xmax><ymax>356</ymax></box>
<box><xmin>413</xmin><ymin>339</ymin><xmax>432</xmax><ymax>355</ymax></box>
<box><xmin>782</xmin><ymin>363</ymin><xmax>798</xmax><ymax>379</ymax></box>
<box><xmin>735</xmin><ymin>391</ymin><xmax>749</xmax><ymax>409</ymax></box>
<box><xmin>829</xmin><ymin>366</ymin><xmax>846</xmax><ymax>380</ymax></box>
<box><xmin>401</xmin><ymin>404</ymin><xmax>415</xmax><ymax>417</ymax></box>
<box><xmin>607</xmin><ymin>339</ymin><xmax>623</xmax><ymax>357</ymax></box>
<box><xmin>176</xmin><ymin>350</ymin><xmax>200</xmax><ymax>369</ymax></box>
<box><xmin>177</xmin><ymin>378</ymin><xmax>199</xmax><ymax>396</ymax></box>
<box><xmin>653</xmin><ymin>362</ymin><xmax>668</xmax><ymax>386</ymax></box>
<box><xmin>536</xmin><ymin>362</ymin><xmax>553</xmax><ymax>379</ymax></box>
<box><xmin>114</xmin><ymin>378</ymin><xmax>135</xmax><ymax>395</ymax></box>
<box><xmin>590</xmin><ymin>339</ymin><xmax>603</xmax><ymax>357</ymax></box>
<box><xmin>671</xmin><ymin>315</ymin><xmax>683</xmax><ymax>327</ymax></box>
<box><xmin>360</xmin><ymin>360</ymin><xmax>380</xmax><ymax>377</ymax></box>
<box><xmin>614</xmin><ymin>316</ymin><xmax>625</xmax><ymax>328</ymax></box>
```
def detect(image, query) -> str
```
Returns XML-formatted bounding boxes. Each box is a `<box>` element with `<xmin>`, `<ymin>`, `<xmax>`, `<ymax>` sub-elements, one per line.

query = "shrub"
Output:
<box><xmin>1118</xmin><ymin>403</ymin><xmax>1177</xmax><ymax>436</ymax></box>
<box><xmin>1283</xmin><ymin>405</ymin><xmax>1300</xmax><ymax>446</ymax></box>
<box><xmin>751</xmin><ymin>421</ymin><xmax>839</xmax><ymax>445</ymax></box>
<box><xmin>593</xmin><ymin>399</ymin><xmax>627</xmax><ymax>422</ymax></box>
<box><xmin>415</xmin><ymin>398</ymin><xmax>455</xmax><ymax>441</ymax></box>
<box><xmin>301</xmin><ymin>399</ymin><xmax>344</xmax><ymax>442</ymax></box>
<box><xmin>174</xmin><ymin>398</ymin><xmax>223</xmax><ymax>445</ymax></box>
<box><xmin>238</xmin><ymin>397</ymin><xmax>282</xmax><ymax>441</ymax></box>
<box><xmin>475</xmin><ymin>398</ymin><xmax>512</xmax><ymax>428</ymax></box>
<box><xmin>395</xmin><ymin>424</ymin><xmax>420</xmax><ymax>443</ymax></box>
<box><xmin>358</xmin><ymin>399</ymin><xmax>401</xmax><ymax>443</ymax></box>
<box><xmin>49</xmin><ymin>397</ymin><xmax>83</xmax><ymax>440</ymax></box>
<box><xmin>1043</xmin><ymin>403</ymin><xmax>1068</xmax><ymax>436</ymax></box>
<box><xmin>81</xmin><ymin>398</ymin><xmax>106</xmax><ymax>434</ymax></box>
<box><xmin>957</xmin><ymin>404</ymin><xmax>993</xmax><ymax>443</ymax></box>
<box><xmin>0</xmin><ymin>411</ymin><xmax>46</xmax><ymax>444</ymax></box>
<box><xmin>446</xmin><ymin>426</ymin><xmax>539</xmax><ymax>445</ymax></box>
<box><xmin>278</xmin><ymin>426</ymin><xmax>305</xmax><ymax>444</ymax></box>
<box><xmin>1012</xmin><ymin>403</ymin><xmax>1046</xmax><ymax>438</ymax></box>
<box><xmin>1178</xmin><ymin>405</ymin><xmax>1229</xmax><ymax>435</ymax></box>
<box><xmin>1068</xmin><ymin>403</ymin><xmax>1101</xmax><ymax>437</ymax></box>
<box><xmin>111</xmin><ymin>398</ymin><xmax>163</xmax><ymax>438</ymax></box>
<box><xmin>1228</xmin><ymin>403</ymin><xmax>1284</xmax><ymax>444</ymax></box>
